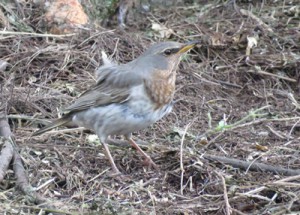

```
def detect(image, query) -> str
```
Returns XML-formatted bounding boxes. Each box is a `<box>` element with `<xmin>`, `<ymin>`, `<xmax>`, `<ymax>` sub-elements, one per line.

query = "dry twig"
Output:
<box><xmin>203</xmin><ymin>154</ymin><xmax>300</xmax><ymax>176</ymax></box>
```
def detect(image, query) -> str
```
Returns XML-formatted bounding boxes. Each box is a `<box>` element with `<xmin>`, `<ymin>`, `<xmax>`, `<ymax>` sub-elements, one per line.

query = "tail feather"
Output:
<box><xmin>32</xmin><ymin>115</ymin><xmax>72</xmax><ymax>136</ymax></box>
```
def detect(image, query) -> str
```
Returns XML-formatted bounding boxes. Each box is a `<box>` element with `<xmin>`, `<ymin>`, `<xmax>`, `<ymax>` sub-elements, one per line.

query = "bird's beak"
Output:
<box><xmin>177</xmin><ymin>41</ymin><xmax>200</xmax><ymax>54</ymax></box>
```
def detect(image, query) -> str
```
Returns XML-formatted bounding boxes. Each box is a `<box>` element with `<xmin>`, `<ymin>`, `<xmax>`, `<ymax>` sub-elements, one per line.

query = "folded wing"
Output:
<box><xmin>63</xmin><ymin>63</ymin><xmax>143</xmax><ymax>113</ymax></box>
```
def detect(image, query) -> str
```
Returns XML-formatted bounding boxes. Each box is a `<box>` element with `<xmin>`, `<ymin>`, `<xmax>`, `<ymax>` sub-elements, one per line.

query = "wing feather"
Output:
<box><xmin>63</xmin><ymin>64</ymin><xmax>143</xmax><ymax>113</ymax></box>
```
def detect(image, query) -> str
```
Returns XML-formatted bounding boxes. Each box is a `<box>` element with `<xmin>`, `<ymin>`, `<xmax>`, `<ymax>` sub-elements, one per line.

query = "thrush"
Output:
<box><xmin>33</xmin><ymin>41</ymin><xmax>198</xmax><ymax>174</ymax></box>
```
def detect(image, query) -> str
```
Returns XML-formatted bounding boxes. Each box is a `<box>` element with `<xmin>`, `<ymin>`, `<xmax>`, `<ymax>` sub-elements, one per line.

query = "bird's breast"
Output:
<box><xmin>144</xmin><ymin>72</ymin><xmax>176</xmax><ymax>110</ymax></box>
<box><xmin>125</xmin><ymin>83</ymin><xmax>174</xmax><ymax>124</ymax></box>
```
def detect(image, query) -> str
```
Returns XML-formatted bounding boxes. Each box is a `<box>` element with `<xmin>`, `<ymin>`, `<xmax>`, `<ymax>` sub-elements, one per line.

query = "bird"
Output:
<box><xmin>33</xmin><ymin>41</ymin><xmax>198</xmax><ymax>175</ymax></box>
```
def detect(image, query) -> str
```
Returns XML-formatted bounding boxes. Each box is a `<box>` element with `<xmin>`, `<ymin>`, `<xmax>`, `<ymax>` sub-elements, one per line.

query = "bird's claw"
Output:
<box><xmin>143</xmin><ymin>156</ymin><xmax>159</xmax><ymax>170</ymax></box>
<box><xmin>108</xmin><ymin>170</ymin><xmax>131</xmax><ymax>181</ymax></box>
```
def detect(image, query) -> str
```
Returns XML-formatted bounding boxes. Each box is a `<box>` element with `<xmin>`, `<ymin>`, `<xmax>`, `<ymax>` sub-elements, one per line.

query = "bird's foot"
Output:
<box><xmin>107</xmin><ymin>168</ymin><xmax>131</xmax><ymax>181</ymax></box>
<box><xmin>143</xmin><ymin>156</ymin><xmax>159</xmax><ymax>170</ymax></box>
<box><xmin>109</xmin><ymin>169</ymin><xmax>122</xmax><ymax>177</ymax></box>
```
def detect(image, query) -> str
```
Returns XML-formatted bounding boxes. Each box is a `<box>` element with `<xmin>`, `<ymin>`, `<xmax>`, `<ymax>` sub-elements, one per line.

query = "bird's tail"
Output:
<box><xmin>32</xmin><ymin>114</ymin><xmax>72</xmax><ymax>136</ymax></box>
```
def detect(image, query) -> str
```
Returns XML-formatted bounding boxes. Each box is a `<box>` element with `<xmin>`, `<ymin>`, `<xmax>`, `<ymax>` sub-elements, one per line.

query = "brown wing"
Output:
<box><xmin>63</xmin><ymin>64</ymin><xmax>143</xmax><ymax>113</ymax></box>
<box><xmin>95</xmin><ymin>60</ymin><xmax>143</xmax><ymax>87</ymax></box>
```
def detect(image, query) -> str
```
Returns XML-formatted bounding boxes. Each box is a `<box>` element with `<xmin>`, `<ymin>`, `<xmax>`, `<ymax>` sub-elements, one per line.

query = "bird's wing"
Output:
<box><xmin>63</xmin><ymin>64</ymin><xmax>143</xmax><ymax>113</ymax></box>
<box><xmin>95</xmin><ymin>60</ymin><xmax>143</xmax><ymax>87</ymax></box>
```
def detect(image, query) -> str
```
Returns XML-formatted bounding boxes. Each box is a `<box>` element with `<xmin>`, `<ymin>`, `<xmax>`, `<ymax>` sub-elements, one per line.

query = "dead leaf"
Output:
<box><xmin>246</xmin><ymin>36</ymin><xmax>258</xmax><ymax>56</ymax></box>
<box><xmin>255</xmin><ymin>143</ymin><xmax>269</xmax><ymax>152</ymax></box>
<box><xmin>199</xmin><ymin>137</ymin><xmax>208</xmax><ymax>145</ymax></box>
<box><xmin>151</xmin><ymin>22</ymin><xmax>174</xmax><ymax>38</ymax></box>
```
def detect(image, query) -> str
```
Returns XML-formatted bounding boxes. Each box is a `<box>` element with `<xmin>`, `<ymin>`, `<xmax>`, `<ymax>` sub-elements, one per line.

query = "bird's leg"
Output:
<box><xmin>125</xmin><ymin>135</ymin><xmax>158</xmax><ymax>170</ymax></box>
<box><xmin>100</xmin><ymin>141</ymin><xmax>121</xmax><ymax>175</ymax></box>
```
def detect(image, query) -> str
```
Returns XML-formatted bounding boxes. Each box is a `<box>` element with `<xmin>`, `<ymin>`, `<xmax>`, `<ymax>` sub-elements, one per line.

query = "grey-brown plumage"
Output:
<box><xmin>33</xmin><ymin>41</ymin><xmax>198</xmax><ymax>174</ymax></box>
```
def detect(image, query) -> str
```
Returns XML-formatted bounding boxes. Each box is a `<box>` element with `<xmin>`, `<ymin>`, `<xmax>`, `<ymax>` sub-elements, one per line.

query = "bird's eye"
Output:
<box><xmin>163</xmin><ymin>49</ymin><xmax>172</xmax><ymax>56</ymax></box>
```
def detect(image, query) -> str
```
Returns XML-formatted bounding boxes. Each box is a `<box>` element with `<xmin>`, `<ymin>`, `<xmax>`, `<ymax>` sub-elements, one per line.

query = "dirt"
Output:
<box><xmin>0</xmin><ymin>0</ymin><xmax>300</xmax><ymax>214</ymax></box>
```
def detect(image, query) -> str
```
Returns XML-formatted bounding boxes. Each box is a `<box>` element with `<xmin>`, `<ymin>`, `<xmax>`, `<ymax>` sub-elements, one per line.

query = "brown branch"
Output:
<box><xmin>216</xmin><ymin>171</ymin><xmax>232</xmax><ymax>215</ymax></box>
<box><xmin>0</xmin><ymin>115</ymin><xmax>14</xmax><ymax>182</ymax></box>
<box><xmin>0</xmin><ymin>115</ymin><xmax>12</xmax><ymax>137</ymax></box>
<box><xmin>109</xmin><ymin>139</ymin><xmax>300</xmax><ymax>177</ymax></box>
<box><xmin>0</xmin><ymin>114</ymin><xmax>46</xmax><ymax>204</ymax></box>
<box><xmin>203</xmin><ymin>154</ymin><xmax>300</xmax><ymax>176</ymax></box>
<box><xmin>0</xmin><ymin>114</ymin><xmax>62</xmax><ymax>214</ymax></box>
<box><xmin>0</xmin><ymin>137</ymin><xmax>14</xmax><ymax>182</ymax></box>
<box><xmin>13</xmin><ymin>149</ymin><xmax>45</xmax><ymax>204</ymax></box>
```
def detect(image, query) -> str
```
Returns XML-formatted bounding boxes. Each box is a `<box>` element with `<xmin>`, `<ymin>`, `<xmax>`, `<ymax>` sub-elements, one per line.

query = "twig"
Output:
<box><xmin>267</xmin><ymin>125</ymin><xmax>290</xmax><ymax>139</ymax></box>
<box><xmin>0</xmin><ymin>31</ymin><xmax>76</xmax><ymax>37</ymax></box>
<box><xmin>87</xmin><ymin>168</ymin><xmax>110</xmax><ymax>183</ymax></box>
<box><xmin>243</xmin><ymin>186</ymin><xmax>266</xmax><ymax>195</ymax></box>
<box><xmin>0</xmin><ymin>115</ymin><xmax>12</xmax><ymax>137</ymax></box>
<box><xmin>203</xmin><ymin>154</ymin><xmax>300</xmax><ymax>176</ymax></box>
<box><xmin>234</xmin><ymin>174</ymin><xmax>300</xmax><ymax>204</ymax></box>
<box><xmin>78</xmin><ymin>30</ymin><xmax>115</xmax><ymax>47</ymax></box>
<box><xmin>19</xmin><ymin>205</ymin><xmax>73</xmax><ymax>215</ymax></box>
<box><xmin>180</xmin><ymin>123</ymin><xmax>190</xmax><ymax>195</ymax></box>
<box><xmin>35</xmin><ymin>177</ymin><xmax>56</xmax><ymax>191</ymax></box>
<box><xmin>0</xmin><ymin>115</ymin><xmax>14</xmax><ymax>182</ymax></box>
<box><xmin>0</xmin><ymin>114</ymin><xmax>61</xmax><ymax>213</ymax></box>
<box><xmin>34</xmin><ymin>127</ymin><xmax>85</xmax><ymax>135</ymax></box>
<box><xmin>245</xmin><ymin>153</ymin><xmax>265</xmax><ymax>174</ymax></box>
<box><xmin>239</xmin><ymin>9</ymin><xmax>274</xmax><ymax>33</ymax></box>
<box><xmin>199</xmin><ymin>114</ymin><xmax>300</xmax><ymax>139</ymax></box>
<box><xmin>269</xmin><ymin>182</ymin><xmax>300</xmax><ymax>187</ymax></box>
<box><xmin>216</xmin><ymin>171</ymin><xmax>232</xmax><ymax>215</ymax></box>
<box><xmin>13</xmin><ymin>149</ymin><xmax>45</xmax><ymax>204</ymax></box>
<box><xmin>200</xmin><ymin>105</ymin><xmax>270</xmax><ymax>138</ymax></box>
<box><xmin>231</xmin><ymin>208</ymin><xmax>248</xmax><ymax>215</ymax></box>
<box><xmin>0</xmin><ymin>137</ymin><xmax>14</xmax><ymax>182</ymax></box>
<box><xmin>247</xmin><ymin>67</ymin><xmax>296</xmax><ymax>82</ymax></box>
<box><xmin>271</xmin><ymin>175</ymin><xmax>300</xmax><ymax>183</ymax></box>
<box><xmin>236</xmin><ymin>193</ymin><xmax>272</xmax><ymax>202</ymax></box>
<box><xmin>287</xmin><ymin>93</ymin><xmax>300</xmax><ymax>110</ymax></box>
<box><xmin>8</xmin><ymin>114</ymin><xmax>51</xmax><ymax>125</ymax></box>
<box><xmin>288</xmin><ymin>118</ymin><xmax>300</xmax><ymax>141</ymax></box>
<box><xmin>13</xmin><ymin>0</ymin><xmax>25</xmax><ymax>18</ymax></box>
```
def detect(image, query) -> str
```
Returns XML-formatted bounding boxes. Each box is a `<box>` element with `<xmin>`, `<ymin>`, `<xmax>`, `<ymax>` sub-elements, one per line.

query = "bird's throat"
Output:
<box><xmin>144</xmin><ymin>72</ymin><xmax>176</xmax><ymax>110</ymax></box>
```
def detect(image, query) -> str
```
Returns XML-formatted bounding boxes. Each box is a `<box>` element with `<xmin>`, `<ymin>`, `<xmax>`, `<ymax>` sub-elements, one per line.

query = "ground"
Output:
<box><xmin>0</xmin><ymin>0</ymin><xmax>300</xmax><ymax>214</ymax></box>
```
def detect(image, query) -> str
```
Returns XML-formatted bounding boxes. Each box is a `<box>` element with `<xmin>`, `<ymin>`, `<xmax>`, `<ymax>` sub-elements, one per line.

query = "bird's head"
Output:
<box><xmin>143</xmin><ymin>41</ymin><xmax>199</xmax><ymax>57</ymax></box>
<box><xmin>136</xmin><ymin>41</ymin><xmax>199</xmax><ymax>77</ymax></box>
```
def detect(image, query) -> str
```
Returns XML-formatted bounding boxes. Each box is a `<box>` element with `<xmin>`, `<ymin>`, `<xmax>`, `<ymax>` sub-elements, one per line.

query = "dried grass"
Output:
<box><xmin>1</xmin><ymin>0</ymin><xmax>300</xmax><ymax>214</ymax></box>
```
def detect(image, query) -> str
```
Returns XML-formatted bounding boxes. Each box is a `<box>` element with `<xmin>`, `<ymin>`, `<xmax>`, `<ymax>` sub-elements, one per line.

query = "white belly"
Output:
<box><xmin>72</xmin><ymin>85</ymin><xmax>173</xmax><ymax>137</ymax></box>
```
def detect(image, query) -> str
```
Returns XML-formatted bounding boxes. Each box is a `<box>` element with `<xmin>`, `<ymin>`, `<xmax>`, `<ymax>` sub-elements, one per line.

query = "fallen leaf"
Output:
<box><xmin>199</xmin><ymin>137</ymin><xmax>209</xmax><ymax>145</ymax></box>
<box><xmin>246</xmin><ymin>36</ymin><xmax>258</xmax><ymax>56</ymax></box>
<box><xmin>255</xmin><ymin>143</ymin><xmax>268</xmax><ymax>152</ymax></box>
<box><xmin>151</xmin><ymin>22</ymin><xmax>174</xmax><ymax>38</ymax></box>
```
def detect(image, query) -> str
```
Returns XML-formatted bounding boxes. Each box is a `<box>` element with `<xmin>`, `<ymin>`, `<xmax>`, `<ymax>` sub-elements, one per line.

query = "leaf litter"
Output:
<box><xmin>0</xmin><ymin>0</ymin><xmax>300</xmax><ymax>214</ymax></box>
